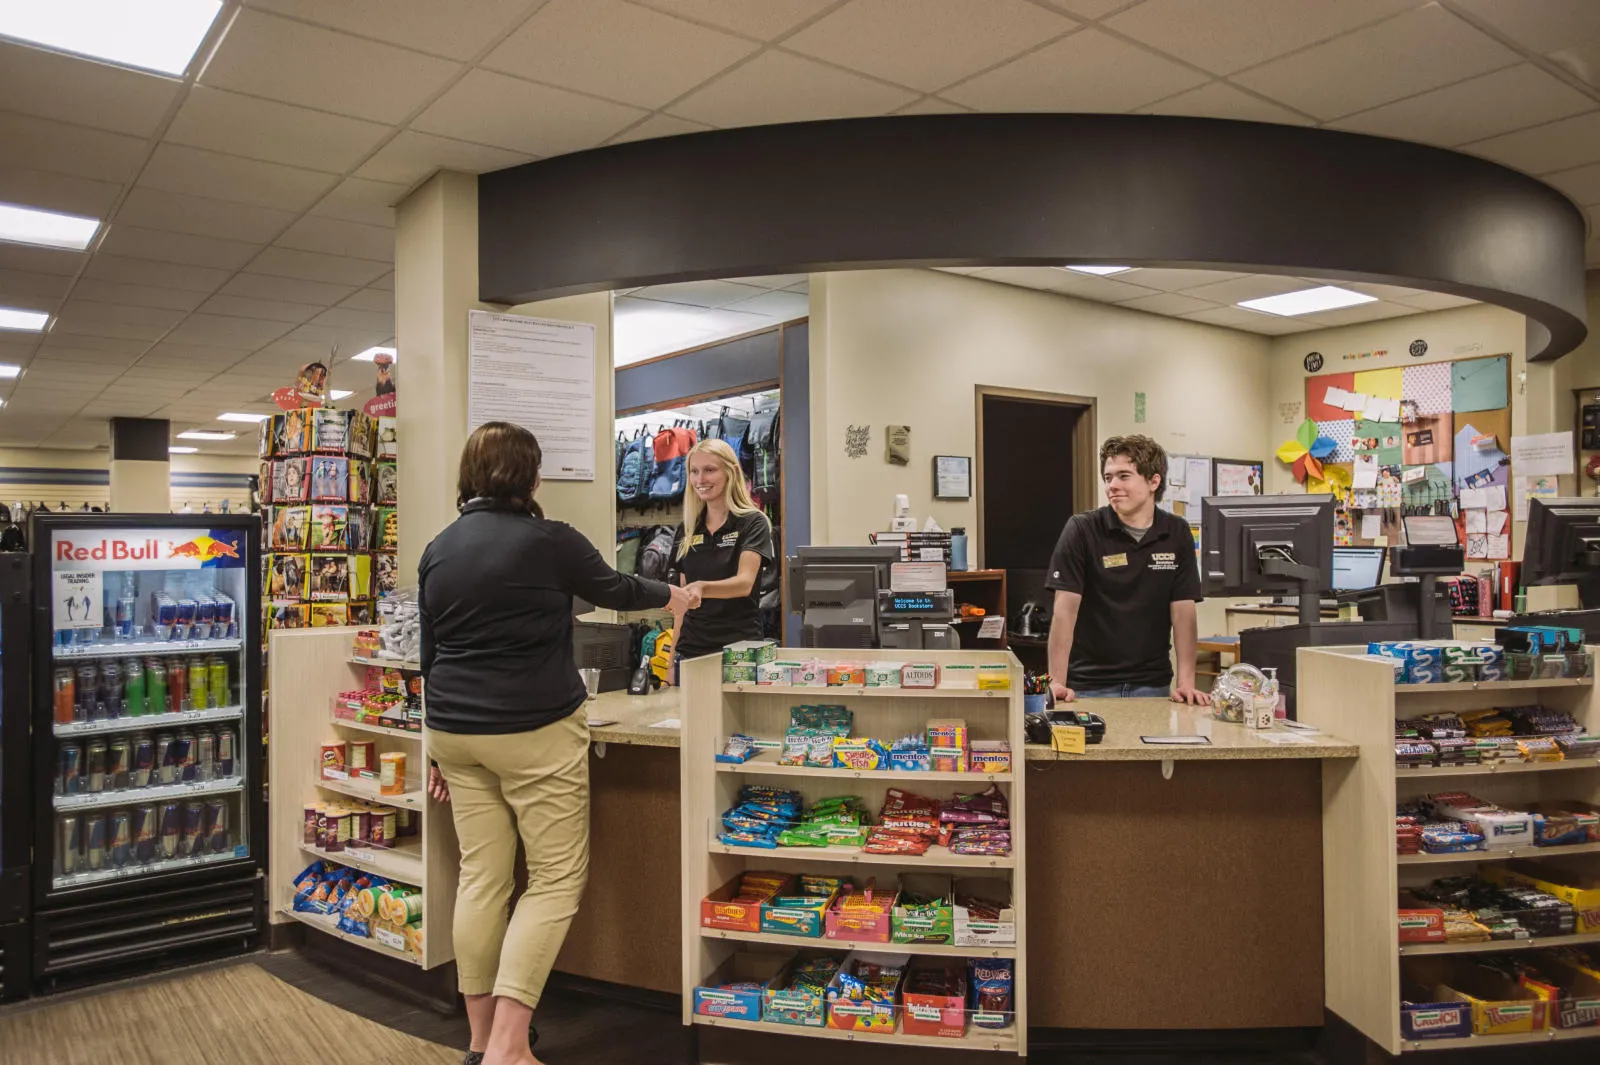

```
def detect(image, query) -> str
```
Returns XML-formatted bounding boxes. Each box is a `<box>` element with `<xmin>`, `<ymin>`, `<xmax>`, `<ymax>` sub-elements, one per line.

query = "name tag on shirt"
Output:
<box><xmin>1101</xmin><ymin>553</ymin><xmax>1129</xmax><ymax>569</ymax></box>
<box><xmin>718</xmin><ymin>533</ymin><xmax>739</xmax><ymax>548</ymax></box>
<box><xmin>687</xmin><ymin>534</ymin><xmax>704</xmax><ymax>547</ymax></box>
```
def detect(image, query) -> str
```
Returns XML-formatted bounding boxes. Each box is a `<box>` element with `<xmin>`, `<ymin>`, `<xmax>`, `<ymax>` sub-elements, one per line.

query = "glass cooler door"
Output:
<box><xmin>40</xmin><ymin>524</ymin><xmax>253</xmax><ymax>895</ymax></box>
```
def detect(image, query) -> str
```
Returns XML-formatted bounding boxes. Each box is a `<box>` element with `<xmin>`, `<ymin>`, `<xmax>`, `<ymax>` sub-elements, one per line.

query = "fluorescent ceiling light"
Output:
<box><xmin>168</xmin><ymin>446</ymin><xmax>198</xmax><ymax>454</ymax></box>
<box><xmin>0</xmin><ymin>202</ymin><xmax>99</xmax><ymax>251</ymax></box>
<box><xmin>329</xmin><ymin>389</ymin><xmax>354</xmax><ymax>400</ymax></box>
<box><xmin>0</xmin><ymin>307</ymin><xmax>49</xmax><ymax>332</ymax></box>
<box><xmin>176</xmin><ymin>430</ymin><xmax>235</xmax><ymax>441</ymax></box>
<box><xmin>0</xmin><ymin>0</ymin><xmax>224</xmax><ymax>76</ymax></box>
<box><xmin>1239</xmin><ymin>285</ymin><xmax>1377</xmax><ymax>316</ymax></box>
<box><xmin>351</xmin><ymin>345</ymin><xmax>396</xmax><ymax>362</ymax></box>
<box><xmin>0</xmin><ymin>364</ymin><xmax>21</xmax><ymax>379</ymax></box>
<box><xmin>216</xmin><ymin>412</ymin><xmax>267</xmax><ymax>423</ymax></box>
<box><xmin>1065</xmin><ymin>265</ymin><xmax>1132</xmax><ymax>275</ymax></box>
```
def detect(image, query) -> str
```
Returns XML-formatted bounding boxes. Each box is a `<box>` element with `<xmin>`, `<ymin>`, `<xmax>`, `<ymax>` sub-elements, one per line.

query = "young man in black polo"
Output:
<box><xmin>1046</xmin><ymin>435</ymin><xmax>1210</xmax><ymax>705</ymax></box>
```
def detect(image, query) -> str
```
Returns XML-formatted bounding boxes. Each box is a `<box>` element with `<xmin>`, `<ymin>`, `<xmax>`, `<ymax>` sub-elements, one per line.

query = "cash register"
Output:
<box><xmin>789</xmin><ymin>546</ymin><xmax>958</xmax><ymax>649</ymax></box>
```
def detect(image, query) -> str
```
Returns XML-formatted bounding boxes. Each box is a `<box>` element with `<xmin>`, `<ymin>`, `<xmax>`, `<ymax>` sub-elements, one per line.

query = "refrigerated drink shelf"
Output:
<box><xmin>53</xmin><ymin>847</ymin><xmax>244</xmax><ymax>890</ymax></box>
<box><xmin>55</xmin><ymin>776</ymin><xmax>243</xmax><ymax>812</ymax></box>
<box><xmin>55</xmin><ymin>638</ymin><xmax>244</xmax><ymax>660</ymax></box>
<box><xmin>55</xmin><ymin>704</ymin><xmax>244</xmax><ymax>738</ymax></box>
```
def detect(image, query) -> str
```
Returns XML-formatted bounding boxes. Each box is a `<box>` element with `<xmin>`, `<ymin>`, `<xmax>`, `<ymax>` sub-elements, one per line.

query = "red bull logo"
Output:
<box><xmin>169</xmin><ymin>536</ymin><xmax>241</xmax><ymax>560</ymax></box>
<box><xmin>169</xmin><ymin>541</ymin><xmax>202</xmax><ymax>558</ymax></box>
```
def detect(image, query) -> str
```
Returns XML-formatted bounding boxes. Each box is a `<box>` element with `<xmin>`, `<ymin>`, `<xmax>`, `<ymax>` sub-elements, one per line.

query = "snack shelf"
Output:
<box><xmin>349</xmin><ymin>655</ymin><xmax>421</xmax><ymax>671</ymax></box>
<box><xmin>1394</xmin><ymin>677</ymin><xmax>1593</xmax><ymax>693</ymax></box>
<box><xmin>55</xmin><ymin>775</ymin><xmax>243</xmax><ymax>812</ymax></box>
<box><xmin>1401</xmin><ymin>1026</ymin><xmax>1600</xmax><ymax>1051</ymax></box>
<box><xmin>690</xmin><ymin>1014</ymin><xmax>1019</xmax><ymax>1052</ymax></box>
<box><xmin>56</xmin><ymin>637</ymin><xmax>244</xmax><ymax>660</ymax></box>
<box><xmin>1399</xmin><ymin>930</ymin><xmax>1600</xmax><ymax>956</ymax></box>
<box><xmin>722</xmin><ymin>683</ymin><xmax>1011</xmax><ymax>700</ymax></box>
<box><xmin>1397</xmin><ymin>840</ymin><xmax>1600</xmax><ymax>865</ymax></box>
<box><xmin>315</xmin><ymin>774</ymin><xmax>425</xmax><ymax>808</ymax></box>
<box><xmin>300</xmin><ymin>840</ymin><xmax>421</xmax><ymax>884</ymax></box>
<box><xmin>1396</xmin><ymin>757</ymin><xmax>1600</xmax><ymax>777</ymax></box>
<box><xmin>700</xmin><ymin>926</ymin><xmax>1015</xmax><ymax>958</ymax></box>
<box><xmin>279</xmin><ymin>907</ymin><xmax>420</xmax><ymax>966</ymax></box>
<box><xmin>54</xmin><ymin>846</ymin><xmax>243</xmax><ymax>890</ymax></box>
<box><xmin>330</xmin><ymin>716</ymin><xmax>420</xmax><ymax>742</ymax></box>
<box><xmin>54</xmin><ymin>704</ymin><xmax>246</xmax><ymax>737</ymax></box>
<box><xmin>708</xmin><ymin>839</ymin><xmax>1015</xmax><ymax>869</ymax></box>
<box><xmin>714</xmin><ymin>750</ymin><xmax>1011</xmax><ymax>783</ymax></box>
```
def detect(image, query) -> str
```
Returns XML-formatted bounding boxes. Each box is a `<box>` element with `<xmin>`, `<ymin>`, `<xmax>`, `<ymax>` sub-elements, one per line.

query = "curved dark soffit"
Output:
<box><xmin>477</xmin><ymin>114</ymin><xmax>1587</xmax><ymax>362</ymax></box>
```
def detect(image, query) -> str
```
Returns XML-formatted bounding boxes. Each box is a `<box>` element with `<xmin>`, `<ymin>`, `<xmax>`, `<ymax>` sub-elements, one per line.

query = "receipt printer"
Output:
<box><xmin>877</xmin><ymin>588</ymin><xmax>958</xmax><ymax>650</ymax></box>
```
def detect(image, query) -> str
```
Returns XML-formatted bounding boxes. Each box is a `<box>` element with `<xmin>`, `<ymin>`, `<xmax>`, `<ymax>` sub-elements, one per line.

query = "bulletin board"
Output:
<box><xmin>1299</xmin><ymin>353</ymin><xmax>1512</xmax><ymax>559</ymax></box>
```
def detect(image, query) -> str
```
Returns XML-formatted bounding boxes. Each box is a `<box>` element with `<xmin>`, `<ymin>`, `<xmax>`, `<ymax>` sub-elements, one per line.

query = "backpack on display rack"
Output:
<box><xmin>636</xmin><ymin>523</ymin><xmax>680</xmax><ymax>581</ymax></box>
<box><xmin>616</xmin><ymin>430</ymin><xmax>654</xmax><ymax>509</ymax></box>
<box><xmin>615</xmin><ymin>526</ymin><xmax>645</xmax><ymax>574</ymax></box>
<box><xmin>647</xmin><ymin>423</ymin><xmax>697</xmax><ymax>504</ymax></box>
<box><xmin>716</xmin><ymin>409</ymin><xmax>749</xmax><ymax>460</ymax></box>
<box><xmin>746</xmin><ymin>406</ymin><xmax>780</xmax><ymax>493</ymax></box>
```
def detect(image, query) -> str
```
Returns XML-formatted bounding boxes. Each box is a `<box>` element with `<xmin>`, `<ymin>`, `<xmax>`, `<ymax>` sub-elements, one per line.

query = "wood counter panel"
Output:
<box><xmin>1024</xmin><ymin>759</ymin><xmax>1325</xmax><ymax>1029</ymax></box>
<box><xmin>554</xmin><ymin>743</ymin><xmax>682</xmax><ymax>993</ymax></box>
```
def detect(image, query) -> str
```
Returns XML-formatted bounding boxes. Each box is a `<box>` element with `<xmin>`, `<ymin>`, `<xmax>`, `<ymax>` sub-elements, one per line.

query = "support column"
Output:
<box><xmin>108</xmin><ymin>417</ymin><xmax>170</xmax><ymax>513</ymax></box>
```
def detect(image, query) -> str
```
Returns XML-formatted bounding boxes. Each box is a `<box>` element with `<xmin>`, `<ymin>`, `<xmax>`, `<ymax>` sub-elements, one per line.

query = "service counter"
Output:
<box><xmin>556</xmin><ymin>688</ymin><xmax>1356</xmax><ymax>1030</ymax></box>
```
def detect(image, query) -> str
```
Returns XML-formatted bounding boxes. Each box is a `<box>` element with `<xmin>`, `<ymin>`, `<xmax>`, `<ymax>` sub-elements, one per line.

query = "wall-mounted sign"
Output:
<box><xmin>1409</xmin><ymin>339</ymin><xmax>1428</xmax><ymax>358</ymax></box>
<box><xmin>1303</xmin><ymin>351</ymin><xmax>1324</xmax><ymax>372</ymax></box>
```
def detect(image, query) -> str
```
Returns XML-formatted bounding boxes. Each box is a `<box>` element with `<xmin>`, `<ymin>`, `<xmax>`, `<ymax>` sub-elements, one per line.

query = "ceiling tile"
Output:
<box><xmin>367</xmin><ymin>272</ymin><xmax>395</xmax><ymax>291</ymax></box>
<box><xmin>1113</xmin><ymin>267</ymin><xmax>1246</xmax><ymax>291</ymax></box>
<box><xmin>631</xmin><ymin>280</ymin><xmax>770</xmax><ymax>306</ymax></box>
<box><xmin>59</xmin><ymin>299</ymin><xmax>186</xmax><ymax>330</ymax></box>
<box><xmin>98</xmin><ymin>226</ymin><xmax>261</xmax><ymax>271</ymax></box>
<box><xmin>0</xmin><ymin>269</ymin><xmax>74</xmax><ymax>302</ymax></box>
<box><xmin>1105</xmin><ymin>0</ymin><xmax>1416</xmax><ymax>76</ymax></box>
<box><xmin>139</xmin><ymin>343</ymin><xmax>253</xmax><ymax>368</ymax></box>
<box><xmin>784</xmin><ymin>0</ymin><xmax>1073</xmax><ymax>93</ymax></box>
<box><xmin>894</xmin><ymin>96</ymin><xmax>973</xmax><ymax>115</ymax></box>
<box><xmin>1393</xmin><ymin>290</ymin><xmax>1480</xmax><ymax>311</ymax></box>
<box><xmin>166</xmin><ymin>87</ymin><xmax>392</xmax><ymax>173</ymax></box>
<box><xmin>485</xmin><ymin>0</ymin><xmax>756</xmax><ymax>109</ymax></box>
<box><xmin>306</xmin><ymin>308</ymin><xmax>395</xmax><ymax>333</ymax></box>
<box><xmin>274</xmin><ymin>217</ymin><xmax>394</xmax><ymax>261</ymax></box>
<box><xmin>413</xmin><ymin>69</ymin><xmax>648</xmax><ymax>156</ymax></box>
<box><xmin>1180</xmin><ymin>305</ymin><xmax>1320</xmax><ymax>334</ymax></box>
<box><xmin>195</xmin><ymin>294</ymin><xmax>326</xmax><ymax>324</ymax></box>
<box><xmin>1330</xmin><ymin>63</ymin><xmax>1595</xmax><ymax>147</ymax></box>
<box><xmin>70</xmin><ymin>280</ymin><xmax>209</xmax><ymax>313</ymax></box>
<box><xmin>309</xmin><ymin>178</ymin><xmax>409</xmax><ymax>227</ymax></box>
<box><xmin>609</xmin><ymin>113</ymin><xmax>715</xmax><ymax>145</ymax></box>
<box><xmin>221</xmin><ymin>273</ymin><xmax>359</xmax><ymax>304</ymax></box>
<box><xmin>163</xmin><ymin>314</ymin><xmax>296</xmax><ymax>349</ymax></box>
<box><xmin>338</xmin><ymin>288</ymin><xmax>394</xmax><ymax>313</ymax></box>
<box><xmin>137</xmin><ymin>144</ymin><xmax>334</xmax><ymax>213</ymax></box>
<box><xmin>1549</xmin><ymin>37</ymin><xmax>1600</xmax><ymax>90</ymax></box>
<box><xmin>1114</xmin><ymin>292</ymin><xmax>1219</xmax><ymax>316</ymax></box>
<box><xmin>729</xmin><ymin>274</ymin><xmax>809</xmax><ymax>289</ymax></box>
<box><xmin>1033</xmin><ymin>0</ymin><xmax>1132</xmax><ymax>17</ymax></box>
<box><xmin>0</xmin><ymin>165</ymin><xmax>122</xmax><ymax>218</ymax></box>
<box><xmin>243</xmin><ymin>248</ymin><xmax>393</xmax><ymax>287</ymax></box>
<box><xmin>51</xmin><ymin>316</ymin><xmax>165</xmax><ymax>343</ymax></box>
<box><xmin>1137</xmin><ymin>81</ymin><xmax>1311</xmax><ymax>125</ymax></box>
<box><xmin>36</xmin><ymin>333</ymin><xmax>148</xmax><ymax>354</ymax></box>
<box><xmin>1175</xmin><ymin>273</ymin><xmax>1314</xmax><ymax>304</ymax></box>
<box><xmin>1449</xmin><ymin>0</ymin><xmax>1600</xmax><ymax>55</ymax></box>
<box><xmin>1299</xmin><ymin>300</ymin><xmax>1421</xmax><ymax>328</ymax></box>
<box><xmin>0</xmin><ymin>288</ymin><xmax>58</xmax><ymax>314</ymax></box>
<box><xmin>942</xmin><ymin>27</ymin><xmax>1208</xmax><ymax>112</ymax></box>
<box><xmin>1461</xmin><ymin>110</ymin><xmax>1600</xmax><ymax>175</ymax></box>
<box><xmin>0</xmin><ymin>39</ymin><xmax>181</xmax><ymax>137</ymax></box>
<box><xmin>721</xmin><ymin>289</ymin><xmax>810</xmax><ymax>319</ymax></box>
<box><xmin>973</xmin><ymin>266</ymin><xmax>1160</xmax><ymax>301</ymax></box>
<box><xmin>0</xmin><ymin>245</ymin><xmax>86</xmax><ymax>277</ymax></box>
<box><xmin>82</xmin><ymin>255</ymin><xmax>230</xmax><ymax>294</ymax></box>
<box><xmin>1319</xmin><ymin>279</ymin><xmax>1434</xmax><ymax>301</ymax></box>
<box><xmin>1542</xmin><ymin>162</ymin><xmax>1600</xmax><ymax>205</ymax></box>
<box><xmin>1232</xmin><ymin>5</ymin><xmax>1519</xmax><ymax>121</ymax></box>
<box><xmin>0</xmin><ymin>111</ymin><xmax>147</xmax><ymax>183</ymax></box>
<box><xmin>248</xmin><ymin>0</ymin><xmax>534</xmax><ymax>61</ymax></box>
<box><xmin>202</xmin><ymin>9</ymin><xmax>462</xmax><ymax>124</ymax></box>
<box><xmin>117</xmin><ymin>187</ymin><xmax>298</xmax><ymax>244</ymax></box>
<box><xmin>628</xmin><ymin>0</ymin><xmax>844</xmax><ymax>40</ymax></box>
<box><xmin>354</xmin><ymin>130</ymin><xmax>535</xmax><ymax>185</ymax></box>
<box><xmin>668</xmin><ymin>49</ymin><xmax>918</xmax><ymax>126</ymax></box>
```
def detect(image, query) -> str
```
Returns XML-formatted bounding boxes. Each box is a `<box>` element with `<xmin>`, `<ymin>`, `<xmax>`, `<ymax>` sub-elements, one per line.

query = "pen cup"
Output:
<box><xmin>580</xmin><ymin>668</ymin><xmax>601</xmax><ymax>700</ymax></box>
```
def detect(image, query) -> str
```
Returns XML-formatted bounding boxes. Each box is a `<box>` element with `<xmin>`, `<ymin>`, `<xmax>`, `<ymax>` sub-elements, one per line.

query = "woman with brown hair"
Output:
<box><xmin>420</xmin><ymin>421</ymin><xmax>696</xmax><ymax>1065</ymax></box>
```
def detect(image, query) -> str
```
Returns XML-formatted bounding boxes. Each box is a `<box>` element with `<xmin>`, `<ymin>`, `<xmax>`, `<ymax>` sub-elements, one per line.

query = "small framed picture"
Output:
<box><xmin>933</xmin><ymin>455</ymin><xmax>971</xmax><ymax>500</ymax></box>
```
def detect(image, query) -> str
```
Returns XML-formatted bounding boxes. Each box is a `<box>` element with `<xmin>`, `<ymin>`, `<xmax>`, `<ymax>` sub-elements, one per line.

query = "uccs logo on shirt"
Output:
<box><xmin>1150</xmin><ymin>552</ymin><xmax>1179</xmax><ymax>572</ymax></box>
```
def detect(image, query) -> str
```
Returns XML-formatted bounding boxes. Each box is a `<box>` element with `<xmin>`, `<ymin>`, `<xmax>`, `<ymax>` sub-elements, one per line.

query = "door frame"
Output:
<box><xmin>974</xmin><ymin>386</ymin><xmax>1097</xmax><ymax>570</ymax></box>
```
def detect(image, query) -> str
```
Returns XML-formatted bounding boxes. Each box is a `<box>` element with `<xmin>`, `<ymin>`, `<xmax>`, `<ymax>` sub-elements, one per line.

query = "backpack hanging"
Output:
<box><xmin>637</xmin><ymin>523</ymin><xmax>680</xmax><ymax>581</ymax></box>
<box><xmin>616</xmin><ymin>430</ymin><xmax>654</xmax><ymax>509</ymax></box>
<box><xmin>747</xmin><ymin>406</ymin><xmax>780</xmax><ymax>492</ymax></box>
<box><xmin>648</xmin><ymin>425</ymin><xmax>697</xmax><ymax>504</ymax></box>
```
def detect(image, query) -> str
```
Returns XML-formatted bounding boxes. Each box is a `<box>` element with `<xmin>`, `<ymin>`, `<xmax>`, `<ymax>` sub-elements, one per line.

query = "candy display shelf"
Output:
<box><xmin>279</xmin><ymin>907</ymin><xmax>419</xmax><ymax>966</ymax></box>
<box><xmin>349</xmin><ymin>655</ymin><xmax>421</xmax><ymax>671</ymax></box>
<box><xmin>682</xmin><ymin>649</ymin><xmax>1028</xmax><ymax>1058</ymax></box>
<box><xmin>267</xmin><ymin>627</ymin><xmax>457</xmax><ymax>972</ymax></box>
<box><xmin>1402</xmin><ymin>1027</ymin><xmax>1600</xmax><ymax>1051</ymax></box>
<box><xmin>1299</xmin><ymin>646</ymin><xmax>1600</xmax><ymax>1058</ymax></box>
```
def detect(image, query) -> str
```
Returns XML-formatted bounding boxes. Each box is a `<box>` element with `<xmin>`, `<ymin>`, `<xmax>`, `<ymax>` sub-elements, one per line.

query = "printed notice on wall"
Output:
<box><xmin>467</xmin><ymin>310</ymin><xmax>596</xmax><ymax>481</ymax></box>
<box><xmin>53</xmin><ymin>570</ymin><xmax>102</xmax><ymax>631</ymax></box>
<box><xmin>1509</xmin><ymin>431</ymin><xmax>1574</xmax><ymax>477</ymax></box>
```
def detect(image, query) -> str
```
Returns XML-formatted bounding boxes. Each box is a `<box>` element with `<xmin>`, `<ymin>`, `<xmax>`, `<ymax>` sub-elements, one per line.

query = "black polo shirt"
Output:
<box><xmin>674</xmin><ymin>509</ymin><xmax>774</xmax><ymax>659</ymax></box>
<box><xmin>1045</xmin><ymin>505</ymin><xmax>1203</xmax><ymax>689</ymax></box>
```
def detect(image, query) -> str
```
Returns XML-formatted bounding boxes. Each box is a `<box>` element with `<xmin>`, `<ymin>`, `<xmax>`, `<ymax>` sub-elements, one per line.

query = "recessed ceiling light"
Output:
<box><xmin>1065</xmin><ymin>265</ymin><xmax>1133</xmax><ymax>276</ymax></box>
<box><xmin>0</xmin><ymin>307</ymin><xmax>49</xmax><ymax>332</ymax></box>
<box><xmin>329</xmin><ymin>389</ymin><xmax>354</xmax><ymax>400</ymax></box>
<box><xmin>1238</xmin><ymin>285</ymin><xmax>1378</xmax><ymax>316</ymax></box>
<box><xmin>176</xmin><ymin>430</ymin><xmax>235</xmax><ymax>441</ymax></box>
<box><xmin>216</xmin><ymin>412</ymin><xmax>268</xmax><ymax>423</ymax></box>
<box><xmin>0</xmin><ymin>202</ymin><xmax>99</xmax><ymax>251</ymax></box>
<box><xmin>168</xmin><ymin>446</ymin><xmax>198</xmax><ymax>454</ymax></box>
<box><xmin>0</xmin><ymin>364</ymin><xmax>21</xmax><ymax>379</ymax></box>
<box><xmin>351</xmin><ymin>345</ymin><xmax>396</xmax><ymax>362</ymax></box>
<box><xmin>0</xmin><ymin>0</ymin><xmax>225</xmax><ymax>76</ymax></box>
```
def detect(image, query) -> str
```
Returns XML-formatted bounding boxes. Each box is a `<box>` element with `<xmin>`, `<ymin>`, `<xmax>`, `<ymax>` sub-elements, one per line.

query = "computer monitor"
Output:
<box><xmin>1524</xmin><ymin>497</ymin><xmax>1600</xmax><ymax>609</ymax></box>
<box><xmin>1331</xmin><ymin>546</ymin><xmax>1385</xmax><ymax>591</ymax></box>
<box><xmin>1202</xmin><ymin>493</ymin><xmax>1336</xmax><ymax>625</ymax></box>
<box><xmin>789</xmin><ymin>545</ymin><xmax>901</xmax><ymax>648</ymax></box>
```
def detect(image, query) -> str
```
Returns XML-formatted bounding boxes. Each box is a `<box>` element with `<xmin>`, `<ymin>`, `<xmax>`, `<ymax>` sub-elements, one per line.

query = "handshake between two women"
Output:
<box><xmin>668</xmin><ymin>581</ymin><xmax>703</xmax><ymax>615</ymax></box>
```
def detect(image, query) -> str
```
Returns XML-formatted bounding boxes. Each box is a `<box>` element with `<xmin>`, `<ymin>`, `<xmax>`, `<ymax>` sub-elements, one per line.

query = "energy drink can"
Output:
<box><xmin>99</xmin><ymin>659</ymin><xmax>122</xmax><ymax>719</ymax></box>
<box><xmin>85</xmin><ymin>813</ymin><xmax>106</xmax><ymax>870</ymax></box>
<box><xmin>132</xmin><ymin>804</ymin><xmax>158</xmax><ymax>864</ymax></box>
<box><xmin>76</xmin><ymin>663</ymin><xmax>98</xmax><ymax>720</ymax></box>
<box><xmin>206</xmin><ymin>800</ymin><xmax>229</xmax><ymax>853</ymax></box>
<box><xmin>58</xmin><ymin>743</ymin><xmax>82</xmax><ymax>796</ymax></box>
<box><xmin>195</xmin><ymin>731</ymin><xmax>215</xmax><ymax>782</ymax></box>
<box><xmin>175</xmin><ymin>731</ymin><xmax>196</xmax><ymax>782</ymax></box>
<box><xmin>123</xmin><ymin>657</ymin><xmax>144</xmax><ymax>717</ymax></box>
<box><xmin>59</xmin><ymin>816</ymin><xmax>80</xmax><ymax>876</ymax></box>
<box><xmin>216</xmin><ymin>728</ymin><xmax>236</xmax><ymax>777</ymax></box>
<box><xmin>115</xmin><ymin>594</ymin><xmax>136</xmax><ymax>639</ymax></box>
<box><xmin>108</xmin><ymin>810</ymin><xmax>132</xmax><ymax>867</ymax></box>
<box><xmin>85</xmin><ymin>740</ymin><xmax>106</xmax><ymax>793</ymax></box>
<box><xmin>213</xmin><ymin>591</ymin><xmax>235</xmax><ymax>639</ymax></box>
<box><xmin>195</xmin><ymin>591</ymin><xmax>217</xmax><ymax>641</ymax></box>
<box><xmin>146</xmin><ymin>660</ymin><xmax>166</xmax><ymax>716</ymax></box>
<box><xmin>167</xmin><ymin>660</ymin><xmax>187</xmax><ymax>714</ymax></box>
<box><xmin>208</xmin><ymin>656</ymin><xmax>229</xmax><ymax>707</ymax></box>
<box><xmin>155</xmin><ymin>733</ymin><xmax>176</xmax><ymax>784</ymax></box>
<box><xmin>159</xmin><ymin>803</ymin><xmax>181</xmax><ymax>859</ymax></box>
<box><xmin>187</xmin><ymin>657</ymin><xmax>208</xmax><ymax>712</ymax></box>
<box><xmin>107</xmin><ymin>737</ymin><xmax>131</xmax><ymax>790</ymax></box>
<box><xmin>174</xmin><ymin>595</ymin><xmax>197</xmax><ymax>641</ymax></box>
<box><xmin>53</xmin><ymin>667</ymin><xmax>76</xmax><ymax>725</ymax></box>
<box><xmin>180</xmin><ymin>802</ymin><xmax>204</xmax><ymax>857</ymax></box>
<box><xmin>150</xmin><ymin>591</ymin><xmax>176</xmax><ymax>641</ymax></box>
<box><xmin>132</xmin><ymin>737</ymin><xmax>156</xmax><ymax>788</ymax></box>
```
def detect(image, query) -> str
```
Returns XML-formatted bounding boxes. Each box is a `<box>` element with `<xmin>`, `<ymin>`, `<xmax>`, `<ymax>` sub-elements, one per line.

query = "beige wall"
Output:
<box><xmin>808</xmin><ymin>268</ymin><xmax>1274</xmax><ymax>558</ymax></box>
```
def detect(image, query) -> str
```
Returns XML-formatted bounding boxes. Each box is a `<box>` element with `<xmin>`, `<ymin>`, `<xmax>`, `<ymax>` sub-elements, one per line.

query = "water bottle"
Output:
<box><xmin>950</xmin><ymin>527</ymin><xmax>968</xmax><ymax>572</ymax></box>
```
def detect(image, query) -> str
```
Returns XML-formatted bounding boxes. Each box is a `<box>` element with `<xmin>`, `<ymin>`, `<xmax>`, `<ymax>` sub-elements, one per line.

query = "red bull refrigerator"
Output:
<box><xmin>29</xmin><ymin>514</ymin><xmax>264</xmax><ymax>992</ymax></box>
<box><xmin>0</xmin><ymin>552</ymin><xmax>31</xmax><ymax>1000</ymax></box>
